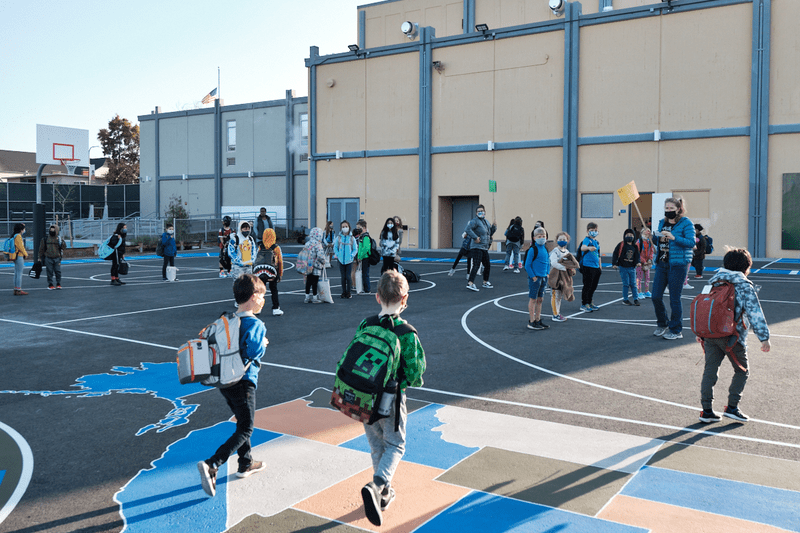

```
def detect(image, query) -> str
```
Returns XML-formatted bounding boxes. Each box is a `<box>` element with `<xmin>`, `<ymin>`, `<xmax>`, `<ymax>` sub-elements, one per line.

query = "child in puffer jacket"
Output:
<box><xmin>303</xmin><ymin>227</ymin><xmax>327</xmax><ymax>303</ymax></box>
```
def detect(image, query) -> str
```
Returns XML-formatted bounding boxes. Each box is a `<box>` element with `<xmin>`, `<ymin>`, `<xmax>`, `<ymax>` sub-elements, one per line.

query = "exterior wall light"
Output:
<box><xmin>348</xmin><ymin>44</ymin><xmax>360</xmax><ymax>53</ymax></box>
<box><xmin>475</xmin><ymin>23</ymin><xmax>489</xmax><ymax>32</ymax></box>
<box><xmin>401</xmin><ymin>21</ymin><xmax>419</xmax><ymax>40</ymax></box>
<box><xmin>549</xmin><ymin>0</ymin><xmax>566</xmax><ymax>17</ymax></box>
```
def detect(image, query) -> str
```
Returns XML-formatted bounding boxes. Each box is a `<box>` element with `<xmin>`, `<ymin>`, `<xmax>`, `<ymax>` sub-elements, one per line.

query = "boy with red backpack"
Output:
<box><xmin>695</xmin><ymin>247</ymin><xmax>770</xmax><ymax>424</ymax></box>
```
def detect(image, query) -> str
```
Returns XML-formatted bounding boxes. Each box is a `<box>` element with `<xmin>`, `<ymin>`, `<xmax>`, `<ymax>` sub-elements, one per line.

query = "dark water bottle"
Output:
<box><xmin>377</xmin><ymin>380</ymin><xmax>398</xmax><ymax>417</ymax></box>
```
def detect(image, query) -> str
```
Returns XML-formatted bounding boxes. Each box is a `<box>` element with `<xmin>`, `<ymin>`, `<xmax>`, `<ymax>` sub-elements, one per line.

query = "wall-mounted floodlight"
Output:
<box><xmin>549</xmin><ymin>0</ymin><xmax>566</xmax><ymax>17</ymax></box>
<box><xmin>475</xmin><ymin>23</ymin><xmax>489</xmax><ymax>32</ymax></box>
<box><xmin>401</xmin><ymin>21</ymin><xmax>418</xmax><ymax>40</ymax></box>
<box><xmin>348</xmin><ymin>44</ymin><xmax>360</xmax><ymax>53</ymax></box>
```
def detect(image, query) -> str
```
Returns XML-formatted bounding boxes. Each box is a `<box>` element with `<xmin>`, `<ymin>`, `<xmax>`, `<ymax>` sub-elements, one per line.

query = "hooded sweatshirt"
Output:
<box><xmin>305</xmin><ymin>227</ymin><xmax>327</xmax><ymax>275</ymax></box>
<box><xmin>259</xmin><ymin>228</ymin><xmax>283</xmax><ymax>278</ymax></box>
<box><xmin>707</xmin><ymin>268</ymin><xmax>770</xmax><ymax>347</ymax></box>
<box><xmin>39</xmin><ymin>226</ymin><xmax>65</xmax><ymax>260</ymax></box>
<box><xmin>228</xmin><ymin>221</ymin><xmax>256</xmax><ymax>266</ymax></box>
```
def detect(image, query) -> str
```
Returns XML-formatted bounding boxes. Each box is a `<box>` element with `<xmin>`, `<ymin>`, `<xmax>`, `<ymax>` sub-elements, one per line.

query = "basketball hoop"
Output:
<box><xmin>57</xmin><ymin>158</ymin><xmax>80</xmax><ymax>176</ymax></box>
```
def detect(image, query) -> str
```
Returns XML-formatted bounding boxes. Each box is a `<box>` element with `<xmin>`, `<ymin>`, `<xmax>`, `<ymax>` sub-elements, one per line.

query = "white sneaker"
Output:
<box><xmin>466</xmin><ymin>283</ymin><xmax>479</xmax><ymax>292</ymax></box>
<box><xmin>684</xmin><ymin>283</ymin><xmax>693</xmax><ymax>289</ymax></box>
<box><xmin>482</xmin><ymin>281</ymin><xmax>493</xmax><ymax>289</ymax></box>
<box><xmin>304</xmin><ymin>294</ymin><xmax>312</xmax><ymax>303</ymax></box>
<box><xmin>513</xmin><ymin>268</ymin><xmax>520</xmax><ymax>273</ymax></box>
<box><xmin>311</xmin><ymin>295</ymin><xmax>323</xmax><ymax>303</ymax></box>
<box><xmin>219</xmin><ymin>271</ymin><xmax>226</xmax><ymax>278</ymax></box>
<box><xmin>448</xmin><ymin>268</ymin><xmax>455</xmax><ymax>276</ymax></box>
<box><xmin>272</xmin><ymin>308</ymin><xmax>284</xmax><ymax>316</ymax></box>
<box><xmin>503</xmin><ymin>265</ymin><xmax>510</xmax><ymax>271</ymax></box>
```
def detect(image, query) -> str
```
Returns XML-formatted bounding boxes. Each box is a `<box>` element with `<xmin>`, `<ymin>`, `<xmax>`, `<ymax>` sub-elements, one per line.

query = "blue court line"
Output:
<box><xmin>416</xmin><ymin>491</ymin><xmax>646</xmax><ymax>533</ymax></box>
<box><xmin>620</xmin><ymin>466</ymin><xmax>800</xmax><ymax>531</ymax></box>
<box><xmin>0</xmin><ymin>470</ymin><xmax>4</xmax><ymax>485</ymax></box>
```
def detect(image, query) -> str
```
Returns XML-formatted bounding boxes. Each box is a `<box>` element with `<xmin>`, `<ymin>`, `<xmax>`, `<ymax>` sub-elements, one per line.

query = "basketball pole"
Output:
<box><xmin>33</xmin><ymin>164</ymin><xmax>47</xmax><ymax>262</ymax></box>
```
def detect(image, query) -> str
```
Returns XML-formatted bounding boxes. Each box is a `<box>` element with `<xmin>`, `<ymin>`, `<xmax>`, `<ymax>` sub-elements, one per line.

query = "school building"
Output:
<box><xmin>305</xmin><ymin>0</ymin><xmax>800</xmax><ymax>257</ymax></box>
<box><xmin>137</xmin><ymin>91</ymin><xmax>309</xmax><ymax>226</ymax></box>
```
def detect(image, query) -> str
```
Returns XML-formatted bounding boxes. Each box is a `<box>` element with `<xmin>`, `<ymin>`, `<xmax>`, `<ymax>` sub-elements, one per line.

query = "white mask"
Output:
<box><xmin>387</xmin><ymin>223</ymin><xmax>394</xmax><ymax>229</ymax></box>
<box><xmin>167</xmin><ymin>229</ymin><xmax>174</xmax><ymax>234</ymax></box>
<box><xmin>342</xmin><ymin>227</ymin><xmax>350</xmax><ymax>234</ymax></box>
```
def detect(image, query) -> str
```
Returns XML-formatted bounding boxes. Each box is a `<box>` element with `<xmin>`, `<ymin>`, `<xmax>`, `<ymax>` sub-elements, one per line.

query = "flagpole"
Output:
<box><xmin>217</xmin><ymin>67</ymin><xmax>220</xmax><ymax>102</ymax></box>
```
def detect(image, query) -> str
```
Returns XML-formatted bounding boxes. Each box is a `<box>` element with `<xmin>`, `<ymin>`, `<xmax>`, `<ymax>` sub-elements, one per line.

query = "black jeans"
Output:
<box><xmin>361</xmin><ymin>258</ymin><xmax>371</xmax><ymax>292</ymax></box>
<box><xmin>208</xmin><ymin>380</ymin><xmax>256</xmax><ymax>471</ymax></box>
<box><xmin>269</xmin><ymin>278</ymin><xmax>279</xmax><ymax>309</ymax></box>
<box><xmin>339</xmin><ymin>262</ymin><xmax>352</xmax><ymax>296</ymax></box>
<box><xmin>162</xmin><ymin>255</ymin><xmax>174</xmax><ymax>279</ymax></box>
<box><xmin>110</xmin><ymin>251</ymin><xmax>121</xmax><ymax>278</ymax></box>
<box><xmin>305</xmin><ymin>273</ymin><xmax>319</xmax><ymax>295</ymax></box>
<box><xmin>468</xmin><ymin>248</ymin><xmax>490</xmax><ymax>283</ymax></box>
<box><xmin>581</xmin><ymin>266</ymin><xmax>602</xmax><ymax>305</ymax></box>
<box><xmin>452</xmin><ymin>247</ymin><xmax>473</xmax><ymax>272</ymax></box>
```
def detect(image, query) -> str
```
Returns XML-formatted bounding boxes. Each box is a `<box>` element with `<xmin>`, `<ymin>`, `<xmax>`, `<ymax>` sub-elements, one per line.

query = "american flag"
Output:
<box><xmin>201</xmin><ymin>88</ymin><xmax>217</xmax><ymax>104</ymax></box>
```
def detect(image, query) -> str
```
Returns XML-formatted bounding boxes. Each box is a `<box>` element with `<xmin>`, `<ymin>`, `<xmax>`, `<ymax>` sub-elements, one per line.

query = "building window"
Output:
<box><xmin>227</xmin><ymin>157</ymin><xmax>236</xmax><ymax>166</ymax></box>
<box><xmin>300</xmin><ymin>113</ymin><xmax>308</xmax><ymax>141</ymax></box>
<box><xmin>581</xmin><ymin>193</ymin><xmax>613</xmax><ymax>219</ymax></box>
<box><xmin>227</xmin><ymin>120</ymin><xmax>236</xmax><ymax>152</ymax></box>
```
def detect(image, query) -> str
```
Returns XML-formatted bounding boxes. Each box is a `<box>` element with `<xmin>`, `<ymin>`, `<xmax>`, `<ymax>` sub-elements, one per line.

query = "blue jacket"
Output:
<box><xmin>239</xmin><ymin>313</ymin><xmax>267</xmax><ymax>388</ymax></box>
<box><xmin>160</xmin><ymin>232</ymin><xmax>177</xmax><ymax>257</ymax></box>
<box><xmin>333</xmin><ymin>233</ymin><xmax>357</xmax><ymax>265</ymax></box>
<box><xmin>524</xmin><ymin>243</ymin><xmax>550</xmax><ymax>278</ymax></box>
<box><xmin>580</xmin><ymin>237</ymin><xmax>601</xmax><ymax>269</ymax></box>
<box><xmin>656</xmin><ymin>216</ymin><xmax>695</xmax><ymax>265</ymax></box>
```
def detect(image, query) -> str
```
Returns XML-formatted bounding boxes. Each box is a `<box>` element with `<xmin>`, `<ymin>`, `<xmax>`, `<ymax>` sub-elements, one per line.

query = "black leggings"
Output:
<box><xmin>162</xmin><ymin>255</ymin><xmax>174</xmax><ymax>279</ymax></box>
<box><xmin>452</xmin><ymin>248</ymin><xmax>472</xmax><ymax>272</ymax></box>
<box><xmin>468</xmin><ymin>249</ymin><xmax>490</xmax><ymax>283</ymax></box>
<box><xmin>305</xmin><ymin>274</ymin><xmax>319</xmax><ymax>295</ymax></box>
<box><xmin>581</xmin><ymin>266</ymin><xmax>602</xmax><ymax>305</ymax></box>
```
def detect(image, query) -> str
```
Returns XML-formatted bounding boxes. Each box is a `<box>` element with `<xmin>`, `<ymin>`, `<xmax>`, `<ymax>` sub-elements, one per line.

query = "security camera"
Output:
<box><xmin>401</xmin><ymin>21</ymin><xmax>418</xmax><ymax>40</ymax></box>
<box><xmin>549</xmin><ymin>0</ymin><xmax>566</xmax><ymax>17</ymax></box>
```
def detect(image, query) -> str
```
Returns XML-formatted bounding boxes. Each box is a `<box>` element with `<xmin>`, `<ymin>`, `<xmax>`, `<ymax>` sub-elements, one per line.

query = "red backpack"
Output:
<box><xmin>690</xmin><ymin>282</ymin><xmax>746</xmax><ymax>370</ymax></box>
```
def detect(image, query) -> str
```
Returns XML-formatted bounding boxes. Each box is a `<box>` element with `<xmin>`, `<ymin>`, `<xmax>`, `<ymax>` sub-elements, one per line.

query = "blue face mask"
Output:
<box><xmin>557</xmin><ymin>240</ymin><xmax>568</xmax><ymax>247</ymax></box>
<box><xmin>589</xmin><ymin>230</ymin><xmax>598</xmax><ymax>238</ymax></box>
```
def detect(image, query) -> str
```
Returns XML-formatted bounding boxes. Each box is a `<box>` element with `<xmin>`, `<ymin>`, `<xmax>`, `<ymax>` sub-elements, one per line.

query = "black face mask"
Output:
<box><xmin>241</xmin><ymin>231</ymin><xmax>250</xmax><ymax>238</ymax></box>
<box><xmin>664</xmin><ymin>211</ymin><xmax>678</xmax><ymax>220</ymax></box>
<box><xmin>625</xmin><ymin>236</ymin><xmax>633</xmax><ymax>242</ymax></box>
<box><xmin>49</xmin><ymin>230</ymin><xmax>56</xmax><ymax>236</ymax></box>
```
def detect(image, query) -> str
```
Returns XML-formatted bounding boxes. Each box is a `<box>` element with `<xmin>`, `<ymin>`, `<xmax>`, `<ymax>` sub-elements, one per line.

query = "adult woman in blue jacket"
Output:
<box><xmin>651</xmin><ymin>197</ymin><xmax>695</xmax><ymax>340</ymax></box>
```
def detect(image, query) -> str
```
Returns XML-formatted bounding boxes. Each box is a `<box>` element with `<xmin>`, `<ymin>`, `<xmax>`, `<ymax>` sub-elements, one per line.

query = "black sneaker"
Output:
<box><xmin>537</xmin><ymin>320</ymin><xmax>550</xmax><ymax>330</ymax></box>
<box><xmin>699</xmin><ymin>409</ymin><xmax>721</xmax><ymax>423</ymax></box>
<box><xmin>236</xmin><ymin>460</ymin><xmax>266</xmax><ymax>478</ymax></box>
<box><xmin>380</xmin><ymin>486</ymin><xmax>396</xmax><ymax>511</ymax></box>
<box><xmin>361</xmin><ymin>482</ymin><xmax>383</xmax><ymax>526</ymax></box>
<box><xmin>197</xmin><ymin>461</ymin><xmax>217</xmax><ymax>497</ymax></box>
<box><xmin>622</xmin><ymin>300</ymin><xmax>632</xmax><ymax>306</ymax></box>
<box><xmin>723</xmin><ymin>405</ymin><xmax>748</xmax><ymax>422</ymax></box>
<box><xmin>527</xmin><ymin>321</ymin><xmax>544</xmax><ymax>330</ymax></box>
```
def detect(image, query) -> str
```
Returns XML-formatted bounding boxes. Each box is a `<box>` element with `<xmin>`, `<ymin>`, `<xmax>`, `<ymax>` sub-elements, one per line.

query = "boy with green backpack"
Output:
<box><xmin>331</xmin><ymin>270</ymin><xmax>426</xmax><ymax>526</ymax></box>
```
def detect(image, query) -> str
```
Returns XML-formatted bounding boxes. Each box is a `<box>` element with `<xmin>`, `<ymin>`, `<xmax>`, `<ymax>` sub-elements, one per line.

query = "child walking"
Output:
<box><xmin>358</xmin><ymin>270</ymin><xmax>426</xmax><ymax>526</ymax></box>
<box><xmin>612</xmin><ymin>228</ymin><xmax>641</xmax><ymax>306</ymax></box>
<box><xmin>303</xmin><ymin>227</ymin><xmax>326</xmax><ymax>303</ymax></box>
<box><xmin>579</xmin><ymin>222</ymin><xmax>602</xmax><ymax>312</ymax></box>
<box><xmin>255</xmin><ymin>228</ymin><xmax>284</xmax><ymax>316</ymax></box>
<box><xmin>636</xmin><ymin>227</ymin><xmax>654</xmax><ymax>299</ymax></box>
<box><xmin>698</xmin><ymin>247</ymin><xmax>770</xmax><ymax>424</ymax></box>
<box><xmin>197</xmin><ymin>274</ymin><xmax>268</xmax><ymax>497</ymax></box>
<box><xmin>228</xmin><ymin>221</ymin><xmax>256</xmax><ymax>283</ymax></box>
<box><xmin>334</xmin><ymin>220</ymin><xmax>358</xmax><ymax>298</ymax></box>
<box><xmin>548</xmin><ymin>232</ymin><xmax>580</xmax><ymax>322</ymax></box>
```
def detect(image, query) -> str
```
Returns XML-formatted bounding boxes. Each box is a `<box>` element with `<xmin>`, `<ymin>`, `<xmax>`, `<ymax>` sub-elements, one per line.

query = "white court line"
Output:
<box><xmin>0</xmin><ymin>421</ymin><xmax>34</xmax><ymax>524</ymax></box>
<box><xmin>461</xmin><ymin>294</ymin><xmax>800</xmax><ymax>432</ymax></box>
<box><xmin>43</xmin><ymin>299</ymin><xmax>236</xmax><ymax>325</ymax></box>
<box><xmin>0</xmin><ymin>318</ymin><xmax>175</xmax><ymax>350</ymax></box>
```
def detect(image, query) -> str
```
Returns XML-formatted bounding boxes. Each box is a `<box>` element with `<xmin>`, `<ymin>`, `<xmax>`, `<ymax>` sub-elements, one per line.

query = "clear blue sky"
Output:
<box><xmin>0</xmin><ymin>0</ymin><xmax>364</xmax><ymax>156</ymax></box>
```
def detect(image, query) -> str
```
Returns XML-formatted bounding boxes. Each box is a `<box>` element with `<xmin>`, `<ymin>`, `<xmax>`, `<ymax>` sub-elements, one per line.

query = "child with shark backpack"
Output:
<box><xmin>330</xmin><ymin>270</ymin><xmax>426</xmax><ymax>526</ymax></box>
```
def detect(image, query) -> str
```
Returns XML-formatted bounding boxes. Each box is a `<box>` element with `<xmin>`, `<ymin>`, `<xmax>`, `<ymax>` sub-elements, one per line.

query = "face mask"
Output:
<box><xmin>241</xmin><ymin>231</ymin><xmax>250</xmax><ymax>238</ymax></box>
<box><xmin>387</xmin><ymin>223</ymin><xmax>394</xmax><ymax>229</ymax></box>
<box><xmin>477</xmin><ymin>212</ymin><xmax>485</xmax><ymax>218</ymax></box>
<box><xmin>535</xmin><ymin>237</ymin><xmax>546</xmax><ymax>246</ymax></box>
<box><xmin>49</xmin><ymin>230</ymin><xmax>56</xmax><ymax>236</ymax></box>
<box><xmin>557</xmin><ymin>240</ymin><xmax>568</xmax><ymax>248</ymax></box>
<box><xmin>120</xmin><ymin>229</ymin><xmax>127</xmax><ymax>236</ymax></box>
<box><xmin>167</xmin><ymin>229</ymin><xmax>174</xmax><ymax>234</ymax></box>
<box><xmin>589</xmin><ymin>230</ymin><xmax>598</xmax><ymax>238</ymax></box>
<box><xmin>21</xmin><ymin>229</ymin><xmax>26</xmax><ymax>235</ymax></box>
<box><xmin>665</xmin><ymin>210</ymin><xmax>678</xmax><ymax>220</ymax></box>
<box><xmin>625</xmin><ymin>236</ymin><xmax>633</xmax><ymax>242</ymax></box>
<box><xmin>342</xmin><ymin>227</ymin><xmax>350</xmax><ymax>234</ymax></box>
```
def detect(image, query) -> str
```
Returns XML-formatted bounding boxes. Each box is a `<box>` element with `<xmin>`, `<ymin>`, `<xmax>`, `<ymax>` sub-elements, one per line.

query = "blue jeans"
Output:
<box><xmin>14</xmin><ymin>255</ymin><xmax>24</xmax><ymax>289</ymax></box>
<box><xmin>651</xmin><ymin>261</ymin><xmax>689</xmax><ymax>334</ymax></box>
<box><xmin>619</xmin><ymin>266</ymin><xmax>636</xmax><ymax>301</ymax></box>
<box><xmin>504</xmin><ymin>242</ymin><xmax>520</xmax><ymax>266</ymax></box>
<box><xmin>208</xmin><ymin>380</ymin><xmax>256</xmax><ymax>471</ymax></box>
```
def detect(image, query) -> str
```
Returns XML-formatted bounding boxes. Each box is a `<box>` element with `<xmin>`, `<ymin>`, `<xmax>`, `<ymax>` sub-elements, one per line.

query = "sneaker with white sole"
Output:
<box><xmin>380</xmin><ymin>487</ymin><xmax>396</xmax><ymax>511</ymax></box>
<box><xmin>361</xmin><ymin>482</ymin><xmax>383</xmax><ymax>526</ymax></box>
<box><xmin>219</xmin><ymin>271</ymin><xmax>227</xmax><ymax>278</ymax></box>
<box><xmin>580</xmin><ymin>305</ymin><xmax>593</xmax><ymax>313</ymax></box>
<box><xmin>311</xmin><ymin>295</ymin><xmax>323</xmax><ymax>303</ymax></box>
<box><xmin>272</xmin><ymin>308</ymin><xmax>284</xmax><ymax>316</ymax></box>
<box><xmin>198</xmin><ymin>461</ymin><xmax>217</xmax><ymax>497</ymax></box>
<box><xmin>236</xmin><ymin>460</ymin><xmax>267</xmax><ymax>478</ymax></box>
<box><xmin>552</xmin><ymin>314</ymin><xmax>567</xmax><ymax>322</ymax></box>
<box><xmin>503</xmin><ymin>265</ymin><xmax>510</xmax><ymax>271</ymax></box>
<box><xmin>723</xmin><ymin>405</ymin><xmax>748</xmax><ymax>422</ymax></box>
<box><xmin>663</xmin><ymin>331</ymin><xmax>683</xmax><ymax>340</ymax></box>
<box><xmin>699</xmin><ymin>409</ymin><xmax>721</xmax><ymax>423</ymax></box>
<box><xmin>589</xmin><ymin>304</ymin><xmax>599</xmax><ymax>311</ymax></box>
<box><xmin>466</xmin><ymin>283</ymin><xmax>479</xmax><ymax>292</ymax></box>
<box><xmin>684</xmin><ymin>283</ymin><xmax>694</xmax><ymax>289</ymax></box>
<box><xmin>482</xmin><ymin>281</ymin><xmax>493</xmax><ymax>289</ymax></box>
<box><xmin>536</xmin><ymin>319</ymin><xmax>550</xmax><ymax>329</ymax></box>
<box><xmin>513</xmin><ymin>268</ymin><xmax>520</xmax><ymax>273</ymax></box>
<box><xmin>527</xmin><ymin>321</ymin><xmax>543</xmax><ymax>330</ymax></box>
<box><xmin>304</xmin><ymin>294</ymin><xmax>312</xmax><ymax>303</ymax></box>
<box><xmin>448</xmin><ymin>268</ymin><xmax>455</xmax><ymax>276</ymax></box>
<box><xmin>653</xmin><ymin>327</ymin><xmax>668</xmax><ymax>337</ymax></box>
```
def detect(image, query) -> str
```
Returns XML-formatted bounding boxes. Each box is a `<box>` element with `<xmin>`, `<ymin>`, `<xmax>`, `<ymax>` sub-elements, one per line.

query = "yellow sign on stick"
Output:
<box><xmin>617</xmin><ymin>180</ymin><xmax>640</xmax><ymax>206</ymax></box>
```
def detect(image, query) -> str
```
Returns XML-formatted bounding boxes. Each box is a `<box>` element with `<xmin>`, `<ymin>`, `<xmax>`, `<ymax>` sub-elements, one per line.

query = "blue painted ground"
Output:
<box><xmin>416</xmin><ymin>491</ymin><xmax>647</xmax><ymax>533</ymax></box>
<box><xmin>339</xmin><ymin>403</ymin><xmax>479</xmax><ymax>470</ymax></box>
<box><xmin>0</xmin><ymin>362</ymin><xmax>207</xmax><ymax>435</ymax></box>
<box><xmin>621</xmin><ymin>466</ymin><xmax>800</xmax><ymax>532</ymax></box>
<box><xmin>116</xmin><ymin>423</ymin><xmax>281</xmax><ymax>532</ymax></box>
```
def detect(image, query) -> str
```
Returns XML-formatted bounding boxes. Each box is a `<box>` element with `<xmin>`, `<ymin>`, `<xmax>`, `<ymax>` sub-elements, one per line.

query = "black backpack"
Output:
<box><xmin>506</xmin><ymin>224</ymin><xmax>523</xmax><ymax>243</ymax></box>
<box><xmin>367</xmin><ymin>236</ymin><xmax>381</xmax><ymax>266</ymax></box>
<box><xmin>521</xmin><ymin>243</ymin><xmax>538</xmax><ymax>267</ymax></box>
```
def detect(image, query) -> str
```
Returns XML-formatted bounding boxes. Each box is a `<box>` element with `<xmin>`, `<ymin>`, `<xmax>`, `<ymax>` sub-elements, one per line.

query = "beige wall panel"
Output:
<box><xmin>580</xmin><ymin>17</ymin><xmax>660</xmax><ymax>137</ymax></box>
<box><xmin>315</xmin><ymin>61</ymin><xmax>366</xmax><ymax>154</ymax></box>
<box><xmin>767</xmin><ymin>134</ymin><xmax>800</xmax><ymax>257</ymax></box>
<box><xmin>578</xmin><ymin>143</ymin><xmax>659</xmax><ymax>241</ymax></box>
<box><xmin>494</xmin><ymin>32</ymin><xmax>564</xmax><ymax>142</ymax></box>
<box><xmin>613</xmin><ymin>0</ymin><xmax>655</xmax><ymax>10</ymax></box>
<box><xmin>660</xmin><ymin>4</ymin><xmax>752</xmax><ymax>132</ymax></box>
<box><xmin>314</xmin><ymin>158</ymin><xmax>365</xmax><ymax>227</ymax></box>
<box><xmin>476</xmin><ymin>0</ymin><xmax>575</xmax><ymax>27</ymax></box>
<box><xmin>446</xmin><ymin>2</ymin><xmax>463</xmax><ymax>36</ymax></box>
<box><xmin>426</xmin><ymin>6</ymin><xmax>444</xmax><ymax>36</ymax></box>
<box><xmin>769</xmin><ymin>0</ymin><xmax>800</xmax><ymax>125</ymax></box>
<box><xmin>365</xmin><ymin>156</ymin><xmax>420</xmax><ymax>246</ymax></box>
<box><xmin>385</xmin><ymin>14</ymin><xmax>403</xmax><ymax>45</ymax></box>
<box><xmin>366</xmin><ymin>53</ymin><xmax>419</xmax><ymax>151</ymax></box>
<box><xmin>362</xmin><ymin>0</ymin><xmax>463</xmax><ymax>48</ymax></box>
<box><xmin>365</xmin><ymin>15</ymin><xmax>385</xmax><ymax>48</ymax></box>
<box><xmin>432</xmin><ymin>42</ymin><xmax>494</xmax><ymax>146</ymax></box>
<box><xmin>494</xmin><ymin>148</ymin><xmax>563</xmax><ymax>237</ymax></box>
<box><xmin>659</xmin><ymin>138</ymin><xmax>750</xmax><ymax>252</ymax></box>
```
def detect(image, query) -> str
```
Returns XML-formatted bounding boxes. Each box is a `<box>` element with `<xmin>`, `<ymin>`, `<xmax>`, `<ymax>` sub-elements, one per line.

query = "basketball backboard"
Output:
<box><xmin>36</xmin><ymin>124</ymin><xmax>90</xmax><ymax>170</ymax></box>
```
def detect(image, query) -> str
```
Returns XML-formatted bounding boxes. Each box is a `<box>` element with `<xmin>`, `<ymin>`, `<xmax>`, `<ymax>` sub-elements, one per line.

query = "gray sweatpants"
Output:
<box><xmin>363</xmin><ymin>393</ymin><xmax>407</xmax><ymax>488</ymax></box>
<box><xmin>45</xmin><ymin>256</ymin><xmax>61</xmax><ymax>286</ymax></box>
<box><xmin>700</xmin><ymin>337</ymin><xmax>749</xmax><ymax>410</ymax></box>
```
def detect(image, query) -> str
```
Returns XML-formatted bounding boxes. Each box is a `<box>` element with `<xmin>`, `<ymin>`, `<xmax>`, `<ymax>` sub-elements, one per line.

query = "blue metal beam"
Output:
<box><xmin>748</xmin><ymin>0</ymin><xmax>770</xmax><ymax>257</ymax></box>
<box><xmin>309</xmin><ymin>46</ymin><xmax>319</xmax><ymax>229</ymax></box>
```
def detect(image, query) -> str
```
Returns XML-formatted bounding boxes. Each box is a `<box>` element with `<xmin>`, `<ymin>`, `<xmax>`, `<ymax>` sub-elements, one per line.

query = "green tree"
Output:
<box><xmin>98</xmin><ymin>115</ymin><xmax>140</xmax><ymax>184</ymax></box>
<box><xmin>165</xmin><ymin>195</ymin><xmax>189</xmax><ymax>240</ymax></box>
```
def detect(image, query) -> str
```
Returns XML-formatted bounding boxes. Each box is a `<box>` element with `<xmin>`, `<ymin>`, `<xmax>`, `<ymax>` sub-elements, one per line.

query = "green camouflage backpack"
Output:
<box><xmin>331</xmin><ymin>315</ymin><xmax>416</xmax><ymax>427</ymax></box>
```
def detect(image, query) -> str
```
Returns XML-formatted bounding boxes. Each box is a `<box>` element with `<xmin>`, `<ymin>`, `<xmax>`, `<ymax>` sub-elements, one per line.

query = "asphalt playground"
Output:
<box><xmin>0</xmin><ymin>247</ymin><xmax>799</xmax><ymax>533</ymax></box>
